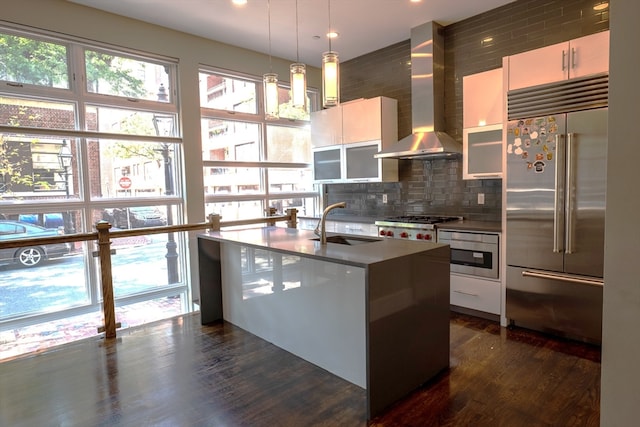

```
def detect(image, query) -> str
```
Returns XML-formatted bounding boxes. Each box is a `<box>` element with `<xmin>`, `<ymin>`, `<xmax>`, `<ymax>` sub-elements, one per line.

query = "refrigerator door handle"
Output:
<box><xmin>522</xmin><ymin>269</ymin><xmax>603</xmax><ymax>287</ymax></box>
<box><xmin>553</xmin><ymin>134</ymin><xmax>565</xmax><ymax>253</ymax></box>
<box><xmin>565</xmin><ymin>133</ymin><xmax>574</xmax><ymax>254</ymax></box>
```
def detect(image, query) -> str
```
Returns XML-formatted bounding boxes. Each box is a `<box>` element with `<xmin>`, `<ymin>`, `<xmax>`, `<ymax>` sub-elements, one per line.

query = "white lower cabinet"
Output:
<box><xmin>297</xmin><ymin>218</ymin><xmax>378</xmax><ymax>237</ymax></box>
<box><xmin>333</xmin><ymin>221</ymin><xmax>378</xmax><ymax>236</ymax></box>
<box><xmin>450</xmin><ymin>273</ymin><xmax>501</xmax><ymax>315</ymax></box>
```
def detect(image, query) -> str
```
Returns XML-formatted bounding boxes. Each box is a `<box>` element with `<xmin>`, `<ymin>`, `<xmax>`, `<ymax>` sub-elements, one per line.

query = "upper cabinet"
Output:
<box><xmin>310</xmin><ymin>96</ymin><xmax>398</xmax><ymax>183</ymax></box>
<box><xmin>342</xmin><ymin>97</ymin><xmax>394</xmax><ymax>144</ymax></box>
<box><xmin>507</xmin><ymin>31</ymin><xmax>610</xmax><ymax>90</ymax></box>
<box><xmin>463</xmin><ymin>68</ymin><xmax>504</xmax><ymax>180</ymax></box>
<box><xmin>310</xmin><ymin>106</ymin><xmax>342</xmax><ymax>147</ymax></box>
<box><xmin>463</xmin><ymin>68</ymin><xmax>503</xmax><ymax>128</ymax></box>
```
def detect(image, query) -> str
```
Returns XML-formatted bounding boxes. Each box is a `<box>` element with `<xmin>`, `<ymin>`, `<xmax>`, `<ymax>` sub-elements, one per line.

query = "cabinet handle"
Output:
<box><xmin>562</xmin><ymin>50</ymin><xmax>567</xmax><ymax>71</ymax></box>
<box><xmin>571</xmin><ymin>47</ymin><xmax>576</xmax><ymax>69</ymax></box>
<box><xmin>473</xmin><ymin>174</ymin><xmax>501</xmax><ymax>179</ymax></box>
<box><xmin>453</xmin><ymin>290</ymin><xmax>479</xmax><ymax>297</ymax></box>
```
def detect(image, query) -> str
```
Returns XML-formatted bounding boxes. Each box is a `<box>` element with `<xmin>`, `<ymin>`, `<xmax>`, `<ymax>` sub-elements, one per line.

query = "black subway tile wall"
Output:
<box><xmin>324</xmin><ymin>0</ymin><xmax>608</xmax><ymax>222</ymax></box>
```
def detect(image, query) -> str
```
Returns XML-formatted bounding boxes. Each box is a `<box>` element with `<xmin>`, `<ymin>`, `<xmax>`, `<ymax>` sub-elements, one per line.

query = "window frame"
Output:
<box><xmin>199</xmin><ymin>66</ymin><xmax>320</xmax><ymax>219</ymax></box>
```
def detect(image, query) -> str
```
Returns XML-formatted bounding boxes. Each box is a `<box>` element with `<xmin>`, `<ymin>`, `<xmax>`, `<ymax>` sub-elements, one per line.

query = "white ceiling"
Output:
<box><xmin>67</xmin><ymin>0</ymin><xmax>516</xmax><ymax>67</ymax></box>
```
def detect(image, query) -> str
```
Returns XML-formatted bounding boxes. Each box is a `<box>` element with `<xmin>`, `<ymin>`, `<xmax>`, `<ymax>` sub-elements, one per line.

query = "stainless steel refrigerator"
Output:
<box><xmin>505</xmin><ymin>107</ymin><xmax>607</xmax><ymax>344</ymax></box>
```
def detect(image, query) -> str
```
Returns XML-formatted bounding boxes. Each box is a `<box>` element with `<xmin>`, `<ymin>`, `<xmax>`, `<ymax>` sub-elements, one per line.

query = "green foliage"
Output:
<box><xmin>0</xmin><ymin>34</ymin><xmax>68</xmax><ymax>87</ymax></box>
<box><xmin>85</xmin><ymin>51</ymin><xmax>146</xmax><ymax>98</ymax></box>
<box><xmin>0</xmin><ymin>134</ymin><xmax>30</xmax><ymax>196</ymax></box>
<box><xmin>0</xmin><ymin>32</ymin><xmax>146</xmax><ymax>97</ymax></box>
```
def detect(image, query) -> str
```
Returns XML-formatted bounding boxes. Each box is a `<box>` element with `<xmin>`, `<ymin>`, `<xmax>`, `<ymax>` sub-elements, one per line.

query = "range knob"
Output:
<box><xmin>386</xmin><ymin>230</ymin><xmax>394</xmax><ymax>237</ymax></box>
<box><xmin>416</xmin><ymin>233</ymin><xmax>424</xmax><ymax>240</ymax></box>
<box><xmin>400</xmin><ymin>231</ymin><xmax>409</xmax><ymax>238</ymax></box>
<box><xmin>424</xmin><ymin>234</ymin><xmax>432</xmax><ymax>240</ymax></box>
<box><xmin>379</xmin><ymin>230</ymin><xmax>386</xmax><ymax>236</ymax></box>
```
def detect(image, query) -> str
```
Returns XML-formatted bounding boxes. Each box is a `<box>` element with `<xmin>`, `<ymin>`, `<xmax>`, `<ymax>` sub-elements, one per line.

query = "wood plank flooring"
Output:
<box><xmin>0</xmin><ymin>312</ymin><xmax>600</xmax><ymax>426</ymax></box>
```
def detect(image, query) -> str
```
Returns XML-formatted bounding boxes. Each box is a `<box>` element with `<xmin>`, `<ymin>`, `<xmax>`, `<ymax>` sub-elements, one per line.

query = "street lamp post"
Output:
<box><xmin>152</xmin><ymin>107</ymin><xmax>179</xmax><ymax>284</ymax></box>
<box><xmin>58</xmin><ymin>139</ymin><xmax>75</xmax><ymax>234</ymax></box>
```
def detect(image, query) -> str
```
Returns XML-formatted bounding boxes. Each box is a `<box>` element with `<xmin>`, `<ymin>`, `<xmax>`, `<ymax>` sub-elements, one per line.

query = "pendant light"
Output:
<box><xmin>290</xmin><ymin>0</ymin><xmax>307</xmax><ymax>111</ymax></box>
<box><xmin>322</xmin><ymin>0</ymin><xmax>340</xmax><ymax>108</ymax></box>
<box><xmin>263</xmin><ymin>0</ymin><xmax>279</xmax><ymax>120</ymax></box>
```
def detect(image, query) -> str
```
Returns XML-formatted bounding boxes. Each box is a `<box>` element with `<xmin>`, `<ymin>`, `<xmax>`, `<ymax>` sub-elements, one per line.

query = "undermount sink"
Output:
<box><xmin>311</xmin><ymin>235</ymin><xmax>381</xmax><ymax>246</ymax></box>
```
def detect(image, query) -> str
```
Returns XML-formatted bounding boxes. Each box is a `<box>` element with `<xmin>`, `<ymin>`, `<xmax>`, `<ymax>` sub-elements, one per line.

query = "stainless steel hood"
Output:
<box><xmin>375</xmin><ymin>21</ymin><xmax>460</xmax><ymax>159</ymax></box>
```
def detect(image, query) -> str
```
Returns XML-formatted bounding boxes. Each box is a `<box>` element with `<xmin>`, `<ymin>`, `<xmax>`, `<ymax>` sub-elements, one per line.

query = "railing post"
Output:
<box><xmin>96</xmin><ymin>221</ymin><xmax>117</xmax><ymax>338</ymax></box>
<box><xmin>286</xmin><ymin>208</ymin><xmax>298</xmax><ymax>229</ymax></box>
<box><xmin>208</xmin><ymin>213</ymin><xmax>221</xmax><ymax>231</ymax></box>
<box><xmin>266</xmin><ymin>207</ymin><xmax>277</xmax><ymax>226</ymax></box>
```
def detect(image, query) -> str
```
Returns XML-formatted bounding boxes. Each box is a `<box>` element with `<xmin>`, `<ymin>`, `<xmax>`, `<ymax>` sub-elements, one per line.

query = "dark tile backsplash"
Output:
<box><xmin>325</xmin><ymin>0</ymin><xmax>608</xmax><ymax>222</ymax></box>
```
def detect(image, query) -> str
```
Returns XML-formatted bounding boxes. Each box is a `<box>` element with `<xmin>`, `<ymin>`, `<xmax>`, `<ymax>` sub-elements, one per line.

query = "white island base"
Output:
<box><xmin>198</xmin><ymin>227</ymin><xmax>450</xmax><ymax>419</ymax></box>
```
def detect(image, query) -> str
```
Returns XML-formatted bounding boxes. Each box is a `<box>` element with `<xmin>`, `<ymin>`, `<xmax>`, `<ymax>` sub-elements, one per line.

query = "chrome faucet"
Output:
<box><xmin>314</xmin><ymin>201</ymin><xmax>346</xmax><ymax>244</ymax></box>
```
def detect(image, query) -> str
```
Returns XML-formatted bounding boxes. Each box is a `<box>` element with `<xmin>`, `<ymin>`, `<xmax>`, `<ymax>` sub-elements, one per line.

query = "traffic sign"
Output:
<box><xmin>119</xmin><ymin>176</ymin><xmax>132</xmax><ymax>189</ymax></box>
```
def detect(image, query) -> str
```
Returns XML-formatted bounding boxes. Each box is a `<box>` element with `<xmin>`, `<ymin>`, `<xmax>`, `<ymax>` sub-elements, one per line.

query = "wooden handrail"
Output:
<box><xmin>0</xmin><ymin>208</ymin><xmax>298</xmax><ymax>338</ymax></box>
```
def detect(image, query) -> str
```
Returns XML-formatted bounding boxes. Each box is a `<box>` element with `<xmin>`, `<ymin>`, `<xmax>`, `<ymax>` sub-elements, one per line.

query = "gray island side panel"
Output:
<box><xmin>366</xmin><ymin>245</ymin><xmax>450</xmax><ymax>418</ymax></box>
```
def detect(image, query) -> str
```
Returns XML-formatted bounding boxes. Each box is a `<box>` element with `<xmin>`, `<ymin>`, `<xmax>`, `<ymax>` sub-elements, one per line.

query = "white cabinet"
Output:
<box><xmin>311</xmin><ymin>106</ymin><xmax>342</xmax><ymax>147</ymax></box>
<box><xmin>297</xmin><ymin>217</ymin><xmax>378</xmax><ymax>237</ymax></box>
<box><xmin>342</xmin><ymin>97</ymin><xmax>396</xmax><ymax>144</ymax></box>
<box><xmin>507</xmin><ymin>31</ymin><xmax>609</xmax><ymax>90</ymax></box>
<box><xmin>462</xmin><ymin>68</ymin><xmax>504</xmax><ymax>179</ymax></box>
<box><xmin>311</xmin><ymin>96</ymin><xmax>398</xmax><ymax>183</ymax></box>
<box><xmin>313</xmin><ymin>141</ymin><xmax>398</xmax><ymax>183</ymax></box>
<box><xmin>312</xmin><ymin>146</ymin><xmax>342</xmax><ymax>182</ymax></box>
<box><xmin>463</xmin><ymin>125</ymin><xmax>503</xmax><ymax>179</ymax></box>
<box><xmin>450</xmin><ymin>273</ymin><xmax>501</xmax><ymax>316</ymax></box>
<box><xmin>463</xmin><ymin>68</ymin><xmax>503</xmax><ymax>128</ymax></box>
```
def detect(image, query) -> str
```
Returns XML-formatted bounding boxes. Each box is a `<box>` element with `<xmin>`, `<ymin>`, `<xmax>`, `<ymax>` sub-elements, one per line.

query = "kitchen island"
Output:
<box><xmin>197</xmin><ymin>227</ymin><xmax>450</xmax><ymax>418</ymax></box>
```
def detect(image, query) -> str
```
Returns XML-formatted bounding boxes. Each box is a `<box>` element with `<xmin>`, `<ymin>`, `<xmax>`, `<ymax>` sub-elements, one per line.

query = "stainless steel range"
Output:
<box><xmin>374</xmin><ymin>215</ymin><xmax>462</xmax><ymax>241</ymax></box>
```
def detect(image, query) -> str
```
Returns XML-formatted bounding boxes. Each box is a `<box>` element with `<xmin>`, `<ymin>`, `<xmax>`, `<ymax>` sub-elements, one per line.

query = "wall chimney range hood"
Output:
<box><xmin>375</xmin><ymin>21</ymin><xmax>461</xmax><ymax>159</ymax></box>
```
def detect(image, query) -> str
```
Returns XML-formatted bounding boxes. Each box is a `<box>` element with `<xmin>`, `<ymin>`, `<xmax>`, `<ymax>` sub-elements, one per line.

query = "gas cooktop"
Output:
<box><xmin>375</xmin><ymin>215</ymin><xmax>463</xmax><ymax>226</ymax></box>
<box><xmin>378</xmin><ymin>215</ymin><xmax>462</xmax><ymax>224</ymax></box>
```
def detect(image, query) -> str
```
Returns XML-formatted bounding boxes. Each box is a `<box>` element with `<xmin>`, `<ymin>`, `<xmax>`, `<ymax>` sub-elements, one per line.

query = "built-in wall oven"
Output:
<box><xmin>436</xmin><ymin>230</ymin><xmax>499</xmax><ymax>279</ymax></box>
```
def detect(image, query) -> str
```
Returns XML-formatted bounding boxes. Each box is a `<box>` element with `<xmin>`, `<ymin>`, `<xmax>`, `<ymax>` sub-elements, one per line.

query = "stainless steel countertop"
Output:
<box><xmin>199</xmin><ymin>226</ymin><xmax>448</xmax><ymax>268</ymax></box>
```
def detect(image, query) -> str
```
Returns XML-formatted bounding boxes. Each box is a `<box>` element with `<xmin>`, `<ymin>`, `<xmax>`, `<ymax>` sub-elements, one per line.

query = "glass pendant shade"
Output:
<box><xmin>263</xmin><ymin>73</ymin><xmax>279</xmax><ymax>120</ymax></box>
<box><xmin>290</xmin><ymin>63</ymin><xmax>307</xmax><ymax>110</ymax></box>
<box><xmin>322</xmin><ymin>51</ymin><xmax>340</xmax><ymax>108</ymax></box>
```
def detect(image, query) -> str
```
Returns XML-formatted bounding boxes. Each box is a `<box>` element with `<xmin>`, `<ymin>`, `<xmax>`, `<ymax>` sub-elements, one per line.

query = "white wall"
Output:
<box><xmin>600</xmin><ymin>1</ymin><xmax>640</xmax><ymax>425</ymax></box>
<box><xmin>2</xmin><ymin>0</ymin><xmax>321</xmax><ymax>301</ymax></box>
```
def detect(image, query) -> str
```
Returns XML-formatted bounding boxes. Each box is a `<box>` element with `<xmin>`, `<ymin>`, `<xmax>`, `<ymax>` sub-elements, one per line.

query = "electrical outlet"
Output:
<box><xmin>382</xmin><ymin>194</ymin><xmax>388</xmax><ymax>204</ymax></box>
<box><xmin>478</xmin><ymin>193</ymin><xmax>485</xmax><ymax>205</ymax></box>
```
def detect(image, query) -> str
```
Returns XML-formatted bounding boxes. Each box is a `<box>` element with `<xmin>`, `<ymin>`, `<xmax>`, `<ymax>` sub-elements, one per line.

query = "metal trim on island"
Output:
<box><xmin>198</xmin><ymin>226</ymin><xmax>450</xmax><ymax>419</ymax></box>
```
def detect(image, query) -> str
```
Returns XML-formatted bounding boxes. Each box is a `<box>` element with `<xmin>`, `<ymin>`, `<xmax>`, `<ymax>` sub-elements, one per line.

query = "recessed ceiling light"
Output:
<box><xmin>327</xmin><ymin>31</ymin><xmax>339</xmax><ymax>39</ymax></box>
<box><xmin>232</xmin><ymin>0</ymin><xmax>247</xmax><ymax>6</ymax></box>
<box><xmin>593</xmin><ymin>1</ymin><xmax>609</xmax><ymax>11</ymax></box>
<box><xmin>410</xmin><ymin>0</ymin><xmax>422</xmax><ymax>3</ymax></box>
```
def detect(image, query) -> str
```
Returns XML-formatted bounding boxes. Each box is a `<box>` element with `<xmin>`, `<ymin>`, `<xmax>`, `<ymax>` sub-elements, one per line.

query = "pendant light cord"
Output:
<box><xmin>328</xmin><ymin>0</ymin><xmax>332</xmax><ymax>52</ymax></box>
<box><xmin>295</xmin><ymin>0</ymin><xmax>300</xmax><ymax>62</ymax></box>
<box><xmin>268</xmin><ymin>0</ymin><xmax>273</xmax><ymax>72</ymax></box>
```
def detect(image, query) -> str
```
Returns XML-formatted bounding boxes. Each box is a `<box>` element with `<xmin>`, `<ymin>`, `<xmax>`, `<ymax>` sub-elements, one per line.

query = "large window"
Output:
<box><xmin>0</xmin><ymin>26</ymin><xmax>187</xmax><ymax>337</ymax></box>
<box><xmin>199</xmin><ymin>70</ymin><xmax>320</xmax><ymax>220</ymax></box>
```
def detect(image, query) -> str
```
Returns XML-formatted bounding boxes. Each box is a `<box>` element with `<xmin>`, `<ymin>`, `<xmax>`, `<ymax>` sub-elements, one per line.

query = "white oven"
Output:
<box><xmin>437</xmin><ymin>229</ymin><xmax>499</xmax><ymax>279</ymax></box>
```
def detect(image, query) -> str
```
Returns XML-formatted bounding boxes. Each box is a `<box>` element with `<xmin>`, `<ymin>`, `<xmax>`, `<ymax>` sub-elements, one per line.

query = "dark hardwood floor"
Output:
<box><xmin>0</xmin><ymin>311</ymin><xmax>600</xmax><ymax>426</ymax></box>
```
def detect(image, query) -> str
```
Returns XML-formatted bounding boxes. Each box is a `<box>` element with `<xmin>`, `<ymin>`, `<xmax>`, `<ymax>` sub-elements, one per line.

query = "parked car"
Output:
<box><xmin>103</xmin><ymin>207</ymin><xmax>167</xmax><ymax>229</ymax></box>
<box><xmin>0</xmin><ymin>220</ymin><xmax>71</xmax><ymax>268</ymax></box>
